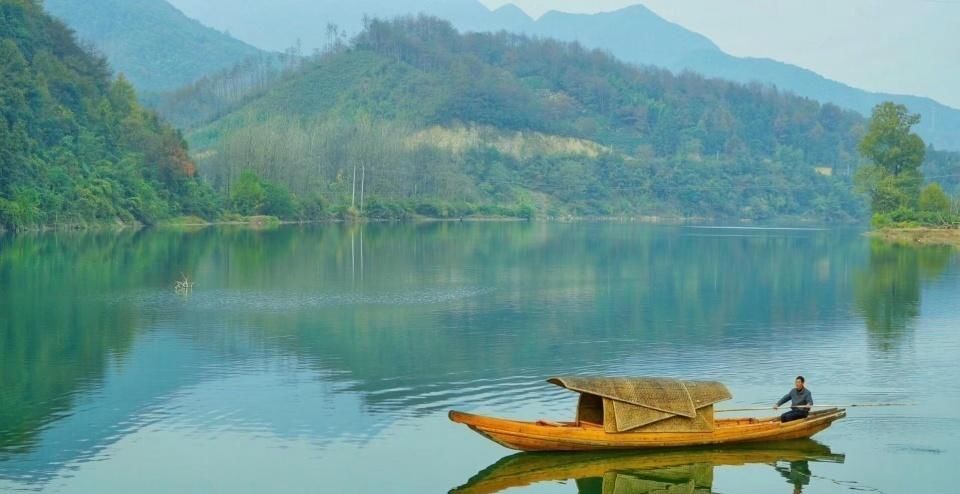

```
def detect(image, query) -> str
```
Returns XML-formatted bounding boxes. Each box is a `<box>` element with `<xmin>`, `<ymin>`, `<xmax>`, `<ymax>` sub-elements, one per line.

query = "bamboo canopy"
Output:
<box><xmin>547</xmin><ymin>377</ymin><xmax>732</xmax><ymax>433</ymax></box>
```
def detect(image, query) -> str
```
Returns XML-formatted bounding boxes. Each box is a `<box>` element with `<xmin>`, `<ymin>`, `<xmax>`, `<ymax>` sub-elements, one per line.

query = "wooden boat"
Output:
<box><xmin>450</xmin><ymin>439</ymin><xmax>845</xmax><ymax>494</ymax></box>
<box><xmin>449</xmin><ymin>377</ymin><xmax>845</xmax><ymax>452</ymax></box>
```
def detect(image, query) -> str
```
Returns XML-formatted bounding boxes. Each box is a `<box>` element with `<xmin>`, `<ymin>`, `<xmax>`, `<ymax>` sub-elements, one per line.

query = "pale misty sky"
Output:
<box><xmin>481</xmin><ymin>0</ymin><xmax>960</xmax><ymax>109</ymax></box>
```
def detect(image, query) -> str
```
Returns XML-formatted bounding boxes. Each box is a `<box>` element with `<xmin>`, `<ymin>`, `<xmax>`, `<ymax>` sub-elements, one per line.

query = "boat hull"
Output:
<box><xmin>449</xmin><ymin>408</ymin><xmax>845</xmax><ymax>452</ymax></box>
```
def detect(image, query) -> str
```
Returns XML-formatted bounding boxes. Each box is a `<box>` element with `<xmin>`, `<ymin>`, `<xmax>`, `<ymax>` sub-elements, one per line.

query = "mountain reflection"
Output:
<box><xmin>0</xmin><ymin>230</ymin><xmax>226</xmax><ymax>479</ymax></box>
<box><xmin>449</xmin><ymin>440</ymin><xmax>844</xmax><ymax>494</ymax></box>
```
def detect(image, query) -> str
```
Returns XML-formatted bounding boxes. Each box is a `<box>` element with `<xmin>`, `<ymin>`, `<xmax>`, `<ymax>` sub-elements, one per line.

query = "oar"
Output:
<box><xmin>716</xmin><ymin>403</ymin><xmax>913</xmax><ymax>413</ymax></box>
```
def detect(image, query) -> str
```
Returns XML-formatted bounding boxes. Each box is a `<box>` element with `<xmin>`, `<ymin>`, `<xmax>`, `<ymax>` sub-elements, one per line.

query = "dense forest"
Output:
<box><xmin>178</xmin><ymin>16</ymin><xmax>878</xmax><ymax>221</ymax></box>
<box><xmin>0</xmin><ymin>0</ymin><xmax>217</xmax><ymax>231</ymax></box>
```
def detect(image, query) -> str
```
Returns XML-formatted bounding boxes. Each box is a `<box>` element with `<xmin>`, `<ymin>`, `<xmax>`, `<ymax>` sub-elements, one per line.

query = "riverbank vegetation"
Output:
<box><xmin>4</xmin><ymin>6</ymin><xmax>960</xmax><ymax>231</ymax></box>
<box><xmin>856</xmin><ymin>102</ymin><xmax>960</xmax><ymax>233</ymax></box>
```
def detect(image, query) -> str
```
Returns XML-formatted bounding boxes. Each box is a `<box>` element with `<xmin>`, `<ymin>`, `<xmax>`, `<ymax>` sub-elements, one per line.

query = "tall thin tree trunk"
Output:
<box><xmin>351</xmin><ymin>164</ymin><xmax>357</xmax><ymax>209</ymax></box>
<box><xmin>360</xmin><ymin>164</ymin><xmax>366</xmax><ymax>214</ymax></box>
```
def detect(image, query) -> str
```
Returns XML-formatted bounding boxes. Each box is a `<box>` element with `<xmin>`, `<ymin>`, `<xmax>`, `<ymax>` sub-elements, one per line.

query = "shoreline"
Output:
<box><xmin>155</xmin><ymin>214</ymin><xmax>834</xmax><ymax>227</ymax></box>
<box><xmin>870</xmin><ymin>227</ymin><xmax>960</xmax><ymax>246</ymax></box>
<box><xmin>160</xmin><ymin>215</ymin><xmax>528</xmax><ymax>228</ymax></box>
<box><xmin>1</xmin><ymin>214</ymin><xmax>854</xmax><ymax>235</ymax></box>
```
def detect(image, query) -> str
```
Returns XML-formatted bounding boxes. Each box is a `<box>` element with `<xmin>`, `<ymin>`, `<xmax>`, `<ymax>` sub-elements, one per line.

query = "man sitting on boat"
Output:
<box><xmin>774</xmin><ymin>376</ymin><xmax>813</xmax><ymax>422</ymax></box>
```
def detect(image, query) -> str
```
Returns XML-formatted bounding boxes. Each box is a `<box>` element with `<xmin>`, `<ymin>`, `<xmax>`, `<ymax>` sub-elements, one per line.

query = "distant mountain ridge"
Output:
<box><xmin>44</xmin><ymin>0</ymin><xmax>263</xmax><ymax>92</ymax></box>
<box><xmin>525</xmin><ymin>4</ymin><xmax>959</xmax><ymax>152</ymax></box>
<box><xmin>164</xmin><ymin>0</ymin><xmax>960</xmax><ymax>151</ymax></box>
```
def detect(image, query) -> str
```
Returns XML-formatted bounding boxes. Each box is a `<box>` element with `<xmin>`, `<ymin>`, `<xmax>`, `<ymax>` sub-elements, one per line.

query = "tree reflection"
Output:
<box><xmin>1</xmin><ymin>233</ymin><xmax>138</xmax><ymax>455</ymax></box>
<box><xmin>854</xmin><ymin>240</ymin><xmax>954</xmax><ymax>350</ymax></box>
<box><xmin>0</xmin><ymin>229</ymin><xmax>223</xmax><ymax>456</ymax></box>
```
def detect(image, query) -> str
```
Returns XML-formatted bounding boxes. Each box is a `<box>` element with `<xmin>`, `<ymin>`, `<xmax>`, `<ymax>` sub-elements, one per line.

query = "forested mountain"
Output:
<box><xmin>517</xmin><ymin>5</ymin><xmax>960</xmax><ymax>152</ymax></box>
<box><xmin>43</xmin><ymin>0</ymin><xmax>263</xmax><ymax>92</ymax></box>
<box><xmin>183</xmin><ymin>16</ymin><xmax>872</xmax><ymax>221</ymax></box>
<box><xmin>164</xmin><ymin>0</ymin><xmax>960</xmax><ymax>152</ymax></box>
<box><xmin>0</xmin><ymin>0</ymin><xmax>216</xmax><ymax>231</ymax></box>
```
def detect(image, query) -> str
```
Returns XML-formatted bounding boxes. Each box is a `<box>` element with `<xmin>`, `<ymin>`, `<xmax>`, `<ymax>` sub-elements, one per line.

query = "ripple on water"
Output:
<box><xmin>890</xmin><ymin>444</ymin><xmax>946</xmax><ymax>455</ymax></box>
<box><xmin>103</xmin><ymin>286</ymin><xmax>495</xmax><ymax>314</ymax></box>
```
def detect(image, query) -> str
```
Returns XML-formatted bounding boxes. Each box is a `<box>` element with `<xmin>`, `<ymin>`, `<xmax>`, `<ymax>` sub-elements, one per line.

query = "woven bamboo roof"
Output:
<box><xmin>548</xmin><ymin>377</ymin><xmax>732</xmax><ymax>416</ymax></box>
<box><xmin>548</xmin><ymin>377</ymin><xmax>732</xmax><ymax>432</ymax></box>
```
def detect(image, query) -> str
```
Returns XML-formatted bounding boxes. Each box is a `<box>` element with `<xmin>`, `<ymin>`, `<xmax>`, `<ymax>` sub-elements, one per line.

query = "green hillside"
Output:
<box><xmin>187</xmin><ymin>17</ymin><xmax>869</xmax><ymax>221</ymax></box>
<box><xmin>0</xmin><ymin>0</ymin><xmax>217</xmax><ymax>231</ymax></box>
<box><xmin>527</xmin><ymin>5</ymin><xmax>960</xmax><ymax>153</ymax></box>
<box><xmin>43</xmin><ymin>0</ymin><xmax>262</xmax><ymax>92</ymax></box>
<box><xmin>164</xmin><ymin>0</ymin><xmax>960</xmax><ymax>152</ymax></box>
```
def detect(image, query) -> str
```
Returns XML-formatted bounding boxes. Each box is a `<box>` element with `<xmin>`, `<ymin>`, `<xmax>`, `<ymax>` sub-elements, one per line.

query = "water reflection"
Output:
<box><xmin>221</xmin><ymin>224</ymin><xmax>870</xmax><ymax>411</ymax></box>
<box><xmin>450</xmin><ymin>440</ymin><xmax>844</xmax><ymax>494</ymax></box>
<box><xmin>0</xmin><ymin>232</ymin><xmax>145</xmax><ymax>455</ymax></box>
<box><xmin>775</xmin><ymin>460</ymin><xmax>812</xmax><ymax>494</ymax></box>
<box><xmin>1</xmin><ymin>225</ymin><xmax>957</xmax><ymax>493</ymax></box>
<box><xmin>853</xmin><ymin>240</ymin><xmax>954</xmax><ymax>350</ymax></box>
<box><xmin>0</xmin><ymin>229</ymin><xmax>235</xmax><ymax>481</ymax></box>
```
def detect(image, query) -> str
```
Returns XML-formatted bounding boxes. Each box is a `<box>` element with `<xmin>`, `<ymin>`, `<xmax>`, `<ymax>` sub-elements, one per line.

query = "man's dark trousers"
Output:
<box><xmin>780</xmin><ymin>409</ymin><xmax>809</xmax><ymax>422</ymax></box>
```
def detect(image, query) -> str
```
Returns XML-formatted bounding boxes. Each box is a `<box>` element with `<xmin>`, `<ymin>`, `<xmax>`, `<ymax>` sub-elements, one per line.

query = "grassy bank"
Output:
<box><xmin>871</xmin><ymin>227</ymin><xmax>960</xmax><ymax>246</ymax></box>
<box><xmin>161</xmin><ymin>215</ymin><xmax>282</xmax><ymax>227</ymax></box>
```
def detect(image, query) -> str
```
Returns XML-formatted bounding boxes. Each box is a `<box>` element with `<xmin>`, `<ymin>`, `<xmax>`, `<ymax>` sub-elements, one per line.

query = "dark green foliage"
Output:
<box><xmin>859</xmin><ymin>103</ymin><xmax>926</xmax><ymax>178</ymax></box>
<box><xmin>228</xmin><ymin>171</ymin><xmax>318</xmax><ymax>220</ymax></box>
<box><xmin>919</xmin><ymin>183</ymin><xmax>951</xmax><ymax>214</ymax></box>
<box><xmin>262</xmin><ymin>182</ymin><xmax>297</xmax><ymax>219</ymax></box>
<box><xmin>872</xmin><ymin>208</ymin><xmax>960</xmax><ymax>229</ymax></box>
<box><xmin>856</xmin><ymin>103</ymin><xmax>960</xmax><ymax>227</ymax></box>
<box><xmin>230</xmin><ymin>171</ymin><xmax>265</xmax><ymax>215</ymax></box>
<box><xmin>0</xmin><ymin>0</ymin><xmax>217</xmax><ymax>230</ymax></box>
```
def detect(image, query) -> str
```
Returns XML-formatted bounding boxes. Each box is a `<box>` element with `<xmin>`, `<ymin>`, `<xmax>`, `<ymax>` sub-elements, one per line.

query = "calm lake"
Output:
<box><xmin>1</xmin><ymin>223</ymin><xmax>958</xmax><ymax>493</ymax></box>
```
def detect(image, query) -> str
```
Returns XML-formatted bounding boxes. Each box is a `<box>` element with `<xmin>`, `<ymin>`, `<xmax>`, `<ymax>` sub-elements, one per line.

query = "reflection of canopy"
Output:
<box><xmin>448</xmin><ymin>440</ymin><xmax>844</xmax><ymax>494</ymax></box>
<box><xmin>547</xmin><ymin>377</ymin><xmax>732</xmax><ymax>433</ymax></box>
<box><xmin>581</xmin><ymin>463</ymin><xmax>713</xmax><ymax>494</ymax></box>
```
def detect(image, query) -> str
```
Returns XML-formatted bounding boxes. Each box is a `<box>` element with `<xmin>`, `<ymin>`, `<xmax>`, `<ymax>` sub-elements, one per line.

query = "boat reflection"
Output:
<box><xmin>450</xmin><ymin>440</ymin><xmax>844</xmax><ymax>494</ymax></box>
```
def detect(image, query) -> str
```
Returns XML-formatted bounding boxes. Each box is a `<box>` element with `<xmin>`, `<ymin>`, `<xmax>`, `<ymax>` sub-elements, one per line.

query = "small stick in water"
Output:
<box><xmin>175</xmin><ymin>273</ymin><xmax>195</xmax><ymax>294</ymax></box>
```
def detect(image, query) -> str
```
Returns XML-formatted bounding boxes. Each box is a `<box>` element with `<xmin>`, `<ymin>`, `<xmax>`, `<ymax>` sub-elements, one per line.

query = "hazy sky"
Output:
<box><xmin>481</xmin><ymin>0</ymin><xmax>960</xmax><ymax>108</ymax></box>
